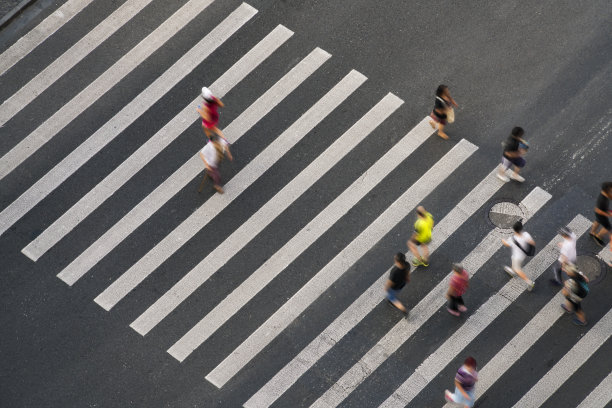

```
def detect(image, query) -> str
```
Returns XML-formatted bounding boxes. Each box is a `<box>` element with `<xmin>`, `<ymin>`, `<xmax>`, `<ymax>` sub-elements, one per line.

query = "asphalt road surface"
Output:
<box><xmin>1</xmin><ymin>1</ymin><xmax>611</xmax><ymax>407</ymax></box>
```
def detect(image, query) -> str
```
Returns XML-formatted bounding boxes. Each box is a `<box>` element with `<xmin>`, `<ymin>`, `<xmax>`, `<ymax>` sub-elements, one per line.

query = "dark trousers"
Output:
<box><xmin>552</xmin><ymin>261</ymin><xmax>563</xmax><ymax>283</ymax></box>
<box><xmin>448</xmin><ymin>295</ymin><xmax>464</xmax><ymax>311</ymax></box>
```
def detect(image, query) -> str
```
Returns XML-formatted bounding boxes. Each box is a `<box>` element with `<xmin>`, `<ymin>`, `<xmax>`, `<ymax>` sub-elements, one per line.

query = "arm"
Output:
<box><xmin>384</xmin><ymin>279</ymin><xmax>392</xmax><ymax>291</ymax></box>
<box><xmin>502</xmin><ymin>239</ymin><xmax>510</xmax><ymax>247</ymax></box>
<box><xmin>454</xmin><ymin>380</ymin><xmax>471</xmax><ymax>400</ymax></box>
<box><xmin>223</xmin><ymin>143</ymin><xmax>233</xmax><ymax>161</ymax></box>
<box><xmin>215</xmin><ymin>97</ymin><xmax>224</xmax><ymax>108</ymax></box>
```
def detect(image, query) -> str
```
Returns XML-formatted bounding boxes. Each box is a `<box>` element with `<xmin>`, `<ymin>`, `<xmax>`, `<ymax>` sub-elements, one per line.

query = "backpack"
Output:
<box><xmin>513</xmin><ymin>237</ymin><xmax>535</xmax><ymax>257</ymax></box>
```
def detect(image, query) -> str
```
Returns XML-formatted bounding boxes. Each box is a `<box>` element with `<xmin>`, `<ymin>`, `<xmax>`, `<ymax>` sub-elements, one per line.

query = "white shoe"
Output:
<box><xmin>527</xmin><ymin>280</ymin><xmax>535</xmax><ymax>291</ymax></box>
<box><xmin>504</xmin><ymin>266</ymin><xmax>516</xmax><ymax>277</ymax></box>
<box><xmin>510</xmin><ymin>173</ymin><xmax>525</xmax><ymax>182</ymax></box>
<box><xmin>497</xmin><ymin>172</ymin><xmax>510</xmax><ymax>182</ymax></box>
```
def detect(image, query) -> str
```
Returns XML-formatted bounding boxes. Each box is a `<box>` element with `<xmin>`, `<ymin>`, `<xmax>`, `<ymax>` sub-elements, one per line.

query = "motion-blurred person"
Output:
<box><xmin>407</xmin><ymin>206</ymin><xmax>434</xmax><ymax>267</ymax></box>
<box><xmin>561</xmin><ymin>263</ymin><xmax>589</xmax><ymax>326</ymax></box>
<box><xmin>445</xmin><ymin>357</ymin><xmax>478</xmax><ymax>408</ymax></box>
<box><xmin>429</xmin><ymin>84</ymin><xmax>458</xmax><ymax>140</ymax></box>
<box><xmin>589</xmin><ymin>181</ymin><xmax>612</xmax><ymax>247</ymax></box>
<box><xmin>446</xmin><ymin>263</ymin><xmax>469</xmax><ymax>316</ymax></box>
<box><xmin>198</xmin><ymin>135</ymin><xmax>232</xmax><ymax>194</ymax></box>
<box><xmin>497</xmin><ymin>126</ymin><xmax>528</xmax><ymax>183</ymax></box>
<box><xmin>383</xmin><ymin>252</ymin><xmax>410</xmax><ymax>315</ymax></box>
<box><xmin>502</xmin><ymin>220</ymin><xmax>536</xmax><ymax>291</ymax></box>
<box><xmin>550</xmin><ymin>227</ymin><xmax>577</xmax><ymax>286</ymax></box>
<box><xmin>197</xmin><ymin>87</ymin><xmax>227</xmax><ymax>142</ymax></box>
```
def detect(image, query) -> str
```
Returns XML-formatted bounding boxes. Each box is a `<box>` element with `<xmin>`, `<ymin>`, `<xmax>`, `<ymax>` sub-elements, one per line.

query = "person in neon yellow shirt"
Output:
<box><xmin>407</xmin><ymin>206</ymin><xmax>434</xmax><ymax>267</ymax></box>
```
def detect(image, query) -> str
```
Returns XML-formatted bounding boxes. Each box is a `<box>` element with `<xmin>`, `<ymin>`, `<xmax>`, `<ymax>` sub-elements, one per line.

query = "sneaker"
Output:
<box><xmin>591</xmin><ymin>233</ymin><xmax>605</xmax><ymax>247</ymax></box>
<box><xmin>510</xmin><ymin>173</ymin><xmax>525</xmax><ymax>182</ymax></box>
<box><xmin>447</xmin><ymin>308</ymin><xmax>460</xmax><ymax>316</ymax></box>
<box><xmin>561</xmin><ymin>303</ymin><xmax>572</xmax><ymax>313</ymax></box>
<box><xmin>445</xmin><ymin>390</ymin><xmax>455</xmax><ymax>402</ymax></box>
<box><xmin>527</xmin><ymin>280</ymin><xmax>535</xmax><ymax>291</ymax></box>
<box><xmin>421</xmin><ymin>259</ymin><xmax>429</xmax><ymax>267</ymax></box>
<box><xmin>497</xmin><ymin>172</ymin><xmax>510</xmax><ymax>182</ymax></box>
<box><xmin>458</xmin><ymin>305</ymin><xmax>468</xmax><ymax>313</ymax></box>
<box><xmin>572</xmin><ymin>318</ymin><xmax>587</xmax><ymax>326</ymax></box>
<box><xmin>549</xmin><ymin>279</ymin><xmax>563</xmax><ymax>286</ymax></box>
<box><xmin>412</xmin><ymin>258</ymin><xmax>422</xmax><ymax>267</ymax></box>
<box><xmin>504</xmin><ymin>266</ymin><xmax>516</xmax><ymax>277</ymax></box>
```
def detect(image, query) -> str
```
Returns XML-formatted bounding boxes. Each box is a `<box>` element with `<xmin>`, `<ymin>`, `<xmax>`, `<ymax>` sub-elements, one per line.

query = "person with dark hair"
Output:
<box><xmin>445</xmin><ymin>357</ymin><xmax>478</xmax><ymax>407</ymax></box>
<box><xmin>383</xmin><ymin>252</ymin><xmax>410</xmax><ymax>315</ymax></box>
<box><xmin>502</xmin><ymin>220</ymin><xmax>536</xmax><ymax>290</ymax></box>
<box><xmin>198</xmin><ymin>135</ymin><xmax>232</xmax><ymax>194</ymax></box>
<box><xmin>561</xmin><ymin>263</ymin><xmax>589</xmax><ymax>326</ymax></box>
<box><xmin>589</xmin><ymin>182</ymin><xmax>612</xmax><ymax>248</ymax></box>
<box><xmin>550</xmin><ymin>227</ymin><xmax>577</xmax><ymax>286</ymax></box>
<box><xmin>407</xmin><ymin>206</ymin><xmax>434</xmax><ymax>267</ymax></box>
<box><xmin>428</xmin><ymin>84</ymin><xmax>458</xmax><ymax>140</ymax></box>
<box><xmin>196</xmin><ymin>87</ymin><xmax>227</xmax><ymax>142</ymax></box>
<box><xmin>497</xmin><ymin>126</ymin><xmax>528</xmax><ymax>182</ymax></box>
<box><xmin>447</xmin><ymin>263</ymin><xmax>469</xmax><ymax>316</ymax></box>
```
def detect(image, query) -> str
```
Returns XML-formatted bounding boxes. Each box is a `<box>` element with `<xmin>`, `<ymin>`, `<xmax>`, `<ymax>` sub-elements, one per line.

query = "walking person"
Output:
<box><xmin>196</xmin><ymin>87</ymin><xmax>227</xmax><ymax>142</ymax></box>
<box><xmin>428</xmin><ymin>84</ymin><xmax>458</xmax><ymax>140</ymax></box>
<box><xmin>198</xmin><ymin>135</ymin><xmax>232</xmax><ymax>194</ymax></box>
<box><xmin>497</xmin><ymin>126</ymin><xmax>528</xmax><ymax>182</ymax></box>
<box><xmin>383</xmin><ymin>252</ymin><xmax>410</xmax><ymax>315</ymax></box>
<box><xmin>550</xmin><ymin>227</ymin><xmax>577</xmax><ymax>286</ymax></box>
<box><xmin>589</xmin><ymin>181</ymin><xmax>612</xmax><ymax>247</ymax></box>
<box><xmin>447</xmin><ymin>263</ymin><xmax>469</xmax><ymax>316</ymax></box>
<box><xmin>561</xmin><ymin>263</ymin><xmax>589</xmax><ymax>326</ymax></box>
<box><xmin>407</xmin><ymin>206</ymin><xmax>434</xmax><ymax>267</ymax></box>
<box><xmin>445</xmin><ymin>357</ymin><xmax>479</xmax><ymax>408</ymax></box>
<box><xmin>502</xmin><ymin>220</ymin><xmax>536</xmax><ymax>291</ymax></box>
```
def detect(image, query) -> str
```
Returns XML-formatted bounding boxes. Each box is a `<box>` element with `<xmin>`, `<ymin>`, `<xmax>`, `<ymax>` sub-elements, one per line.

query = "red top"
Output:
<box><xmin>202</xmin><ymin>99</ymin><xmax>220</xmax><ymax>128</ymax></box>
<box><xmin>450</xmin><ymin>269</ymin><xmax>469</xmax><ymax>296</ymax></box>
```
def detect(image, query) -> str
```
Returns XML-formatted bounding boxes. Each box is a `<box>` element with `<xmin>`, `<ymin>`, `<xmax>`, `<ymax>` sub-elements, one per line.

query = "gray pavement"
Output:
<box><xmin>1</xmin><ymin>1</ymin><xmax>611</xmax><ymax>407</ymax></box>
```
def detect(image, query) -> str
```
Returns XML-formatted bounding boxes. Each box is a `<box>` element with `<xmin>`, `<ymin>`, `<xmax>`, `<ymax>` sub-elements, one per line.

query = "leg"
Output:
<box><xmin>590</xmin><ymin>220</ymin><xmax>600</xmax><ymax>235</ymax></box>
<box><xmin>209</xmin><ymin>167</ymin><xmax>223</xmax><ymax>194</ymax></box>
<box><xmin>197</xmin><ymin>170</ymin><xmax>209</xmax><ymax>193</ymax></box>
<box><xmin>447</xmin><ymin>296</ymin><xmax>460</xmax><ymax>316</ymax></box>
<box><xmin>551</xmin><ymin>261</ymin><xmax>563</xmax><ymax>284</ymax></box>
<box><xmin>421</xmin><ymin>244</ymin><xmax>430</xmax><ymax>264</ymax></box>
<box><xmin>386</xmin><ymin>289</ymin><xmax>407</xmax><ymax>313</ymax></box>
<box><xmin>513</xmin><ymin>258</ymin><xmax>534</xmax><ymax>290</ymax></box>
<box><xmin>408</xmin><ymin>238</ymin><xmax>421</xmax><ymax>262</ymax></box>
<box><xmin>437</xmin><ymin>123</ymin><xmax>449</xmax><ymax>139</ymax></box>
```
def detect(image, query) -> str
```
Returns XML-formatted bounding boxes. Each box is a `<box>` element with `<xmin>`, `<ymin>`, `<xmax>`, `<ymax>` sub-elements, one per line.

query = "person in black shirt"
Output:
<box><xmin>384</xmin><ymin>252</ymin><xmax>410</xmax><ymax>315</ymax></box>
<box><xmin>428</xmin><ymin>84</ymin><xmax>458</xmax><ymax>140</ymax></box>
<box><xmin>589</xmin><ymin>181</ymin><xmax>612</xmax><ymax>248</ymax></box>
<box><xmin>497</xmin><ymin>126</ymin><xmax>528</xmax><ymax>182</ymax></box>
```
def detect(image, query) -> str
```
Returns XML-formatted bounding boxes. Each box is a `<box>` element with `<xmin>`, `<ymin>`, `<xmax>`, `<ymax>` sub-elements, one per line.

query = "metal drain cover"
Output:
<box><xmin>488</xmin><ymin>201</ymin><xmax>524</xmax><ymax>229</ymax></box>
<box><xmin>576</xmin><ymin>254</ymin><xmax>605</xmax><ymax>285</ymax></box>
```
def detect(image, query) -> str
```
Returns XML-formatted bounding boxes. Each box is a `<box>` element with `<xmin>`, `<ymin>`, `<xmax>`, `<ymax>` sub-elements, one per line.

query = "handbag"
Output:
<box><xmin>446</xmin><ymin>107</ymin><xmax>455</xmax><ymax>123</ymax></box>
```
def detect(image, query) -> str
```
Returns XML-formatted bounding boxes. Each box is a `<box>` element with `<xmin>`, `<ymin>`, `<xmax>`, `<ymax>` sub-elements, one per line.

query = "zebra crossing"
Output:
<box><xmin>1</xmin><ymin>1</ymin><xmax>610</xmax><ymax>407</ymax></box>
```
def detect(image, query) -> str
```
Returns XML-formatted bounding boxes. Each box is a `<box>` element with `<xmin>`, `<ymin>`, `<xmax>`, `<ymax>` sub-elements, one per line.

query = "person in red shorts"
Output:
<box><xmin>197</xmin><ymin>87</ymin><xmax>227</xmax><ymax>142</ymax></box>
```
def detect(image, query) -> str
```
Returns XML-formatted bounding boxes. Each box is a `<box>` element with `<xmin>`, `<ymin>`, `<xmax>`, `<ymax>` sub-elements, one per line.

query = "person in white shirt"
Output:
<box><xmin>551</xmin><ymin>227</ymin><xmax>577</xmax><ymax>285</ymax></box>
<box><xmin>502</xmin><ymin>220</ymin><xmax>536</xmax><ymax>291</ymax></box>
<box><xmin>198</xmin><ymin>135</ymin><xmax>232</xmax><ymax>194</ymax></box>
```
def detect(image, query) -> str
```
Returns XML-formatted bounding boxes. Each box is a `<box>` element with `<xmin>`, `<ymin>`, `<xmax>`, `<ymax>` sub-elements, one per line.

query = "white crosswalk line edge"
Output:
<box><xmin>206</xmin><ymin>138</ymin><xmax>478</xmax><ymax>388</ymax></box>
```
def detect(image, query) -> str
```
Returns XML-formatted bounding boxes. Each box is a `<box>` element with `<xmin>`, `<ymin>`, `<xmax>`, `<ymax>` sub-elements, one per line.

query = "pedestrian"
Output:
<box><xmin>550</xmin><ymin>227</ymin><xmax>577</xmax><ymax>286</ymax></box>
<box><xmin>447</xmin><ymin>263</ymin><xmax>469</xmax><ymax>316</ymax></box>
<box><xmin>383</xmin><ymin>252</ymin><xmax>410</xmax><ymax>315</ymax></box>
<box><xmin>445</xmin><ymin>357</ymin><xmax>478</xmax><ymax>408</ymax></box>
<box><xmin>589</xmin><ymin>181</ymin><xmax>612</xmax><ymax>247</ymax></box>
<box><xmin>497</xmin><ymin>126</ymin><xmax>528</xmax><ymax>183</ymax></box>
<box><xmin>502</xmin><ymin>220</ymin><xmax>536</xmax><ymax>291</ymax></box>
<box><xmin>561</xmin><ymin>263</ymin><xmax>589</xmax><ymax>326</ymax></box>
<box><xmin>198</xmin><ymin>135</ymin><xmax>232</xmax><ymax>194</ymax></box>
<box><xmin>428</xmin><ymin>84</ymin><xmax>458</xmax><ymax>140</ymax></box>
<box><xmin>407</xmin><ymin>206</ymin><xmax>434</xmax><ymax>267</ymax></box>
<box><xmin>196</xmin><ymin>87</ymin><xmax>227</xmax><ymax>142</ymax></box>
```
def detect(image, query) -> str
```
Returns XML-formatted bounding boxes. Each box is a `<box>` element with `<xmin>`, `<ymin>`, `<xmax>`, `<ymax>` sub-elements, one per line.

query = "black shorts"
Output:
<box><xmin>568</xmin><ymin>299</ymin><xmax>582</xmax><ymax>312</ymax></box>
<box><xmin>595</xmin><ymin>213</ymin><xmax>611</xmax><ymax>230</ymax></box>
<box><xmin>411</xmin><ymin>236</ymin><xmax>431</xmax><ymax>246</ymax></box>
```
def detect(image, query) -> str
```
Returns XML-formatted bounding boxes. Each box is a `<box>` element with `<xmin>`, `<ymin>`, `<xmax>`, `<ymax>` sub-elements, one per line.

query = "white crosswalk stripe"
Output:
<box><xmin>0</xmin><ymin>3</ymin><xmax>257</xmax><ymax>236</ymax></box>
<box><xmin>97</xmin><ymin>92</ymin><xmax>401</xmax><ymax>313</ymax></box>
<box><xmin>57</xmin><ymin>68</ymin><xmax>363</xmax><ymax>286</ymax></box>
<box><xmin>576</xmin><ymin>370</ymin><xmax>612</xmax><ymax>408</ymax></box>
<box><xmin>245</xmin><ymin>185</ymin><xmax>548</xmax><ymax>408</ymax></box>
<box><xmin>206</xmin><ymin>138</ymin><xmax>478</xmax><ymax>388</ymax></box>
<box><xmin>0</xmin><ymin>0</ymin><xmax>156</xmax><ymax>129</ymax></box>
<box><xmin>21</xmin><ymin>23</ymin><xmax>300</xmax><ymax>261</ymax></box>
<box><xmin>0</xmin><ymin>0</ymin><xmax>93</xmax><ymax>76</ymax></box>
<box><xmin>379</xmin><ymin>214</ymin><xmax>592</xmax><ymax>408</ymax></box>
<box><xmin>511</xmin><ymin>306</ymin><xmax>612</xmax><ymax>408</ymax></box>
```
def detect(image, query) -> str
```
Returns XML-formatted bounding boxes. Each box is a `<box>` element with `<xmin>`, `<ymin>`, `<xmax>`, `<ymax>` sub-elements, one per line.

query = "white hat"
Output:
<box><xmin>201</xmin><ymin>87</ymin><xmax>213</xmax><ymax>100</ymax></box>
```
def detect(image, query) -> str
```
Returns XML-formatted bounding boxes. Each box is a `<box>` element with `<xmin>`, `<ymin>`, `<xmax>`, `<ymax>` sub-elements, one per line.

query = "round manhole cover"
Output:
<box><xmin>575</xmin><ymin>254</ymin><xmax>605</xmax><ymax>285</ymax></box>
<box><xmin>488</xmin><ymin>201</ymin><xmax>525</xmax><ymax>229</ymax></box>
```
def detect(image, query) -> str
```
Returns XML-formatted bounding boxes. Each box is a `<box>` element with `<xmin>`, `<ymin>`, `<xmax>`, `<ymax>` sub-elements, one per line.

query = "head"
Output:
<box><xmin>394</xmin><ymin>252</ymin><xmax>408</xmax><ymax>268</ymax></box>
<box><xmin>436</xmin><ymin>84</ymin><xmax>449</xmax><ymax>97</ymax></box>
<box><xmin>602</xmin><ymin>181</ymin><xmax>612</xmax><ymax>195</ymax></box>
<box><xmin>452</xmin><ymin>263</ymin><xmax>463</xmax><ymax>274</ymax></box>
<box><xmin>511</xmin><ymin>126</ymin><xmax>524</xmax><ymax>139</ymax></box>
<box><xmin>464</xmin><ymin>356</ymin><xmax>477</xmax><ymax>369</ymax></box>
<box><xmin>558</xmin><ymin>226</ymin><xmax>572</xmax><ymax>239</ymax></box>
<box><xmin>201</xmin><ymin>86</ymin><xmax>215</xmax><ymax>103</ymax></box>
<box><xmin>416</xmin><ymin>206</ymin><xmax>426</xmax><ymax>218</ymax></box>
<box><xmin>512</xmin><ymin>220</ymin><xmax>523</xmax><ymax>233</ymax></box>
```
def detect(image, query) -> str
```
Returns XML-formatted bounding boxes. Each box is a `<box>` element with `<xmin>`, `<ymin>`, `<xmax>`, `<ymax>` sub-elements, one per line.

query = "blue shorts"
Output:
<box><xmin>386</xmin><ymin>288</ymin><xmax>399</xmax><ymax>302</ymax></box>
<box><xmin>450</xmin><ymin>387</ymin><xmax>475</xmax><ymax>407</ymax></box>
